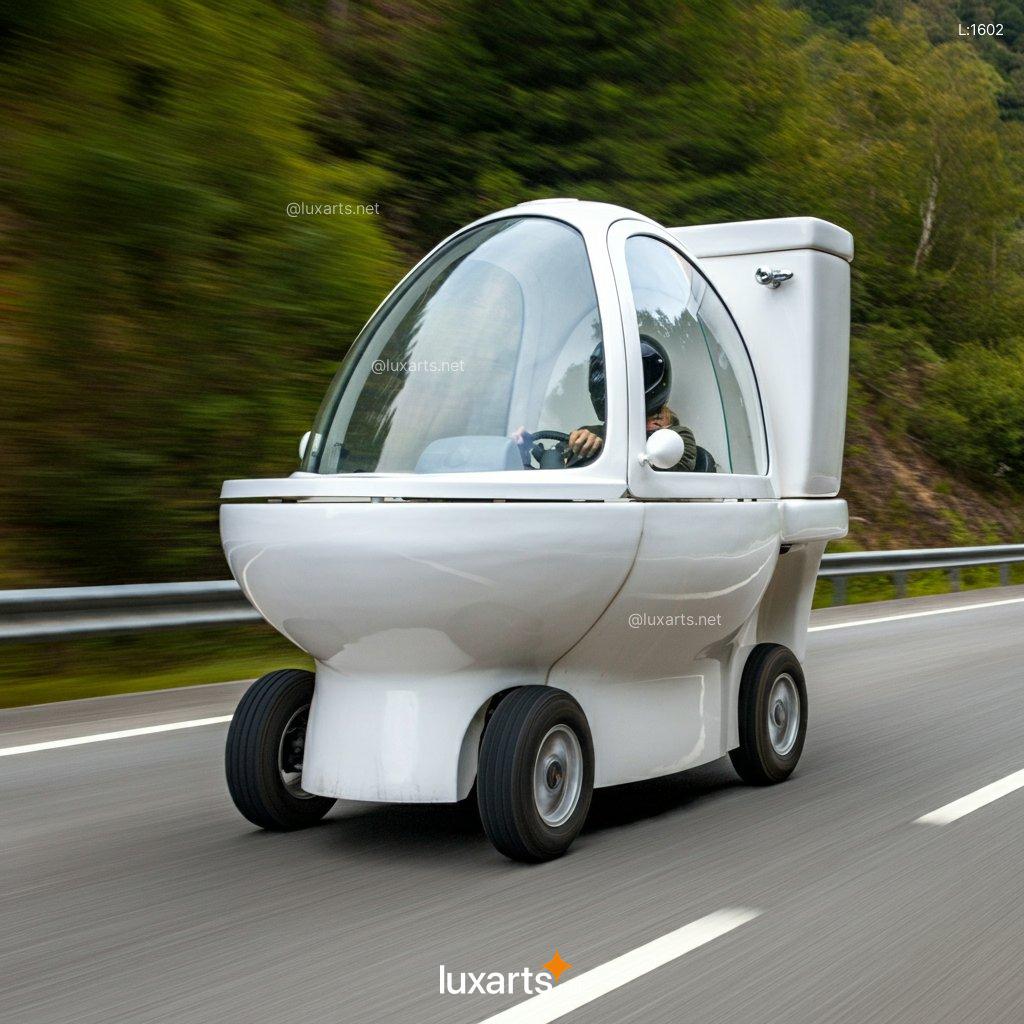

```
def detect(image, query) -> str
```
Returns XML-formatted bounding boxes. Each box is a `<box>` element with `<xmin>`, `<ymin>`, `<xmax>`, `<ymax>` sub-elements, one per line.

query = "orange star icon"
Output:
<box><xmin>543</xmin><ymin>949</ymin><xmax>573</xmax><ymax>984</ymax></box>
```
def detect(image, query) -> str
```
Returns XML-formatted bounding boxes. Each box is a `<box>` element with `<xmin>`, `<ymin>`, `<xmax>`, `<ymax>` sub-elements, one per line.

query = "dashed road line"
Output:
<box><xmin>0</xmin><ymin>716</ymin><xmax>233</xmax><ymax>757</ymax></box>
<box><xmin>473</xmin><ymin>908</ymin><xmax>760</xmax><ymax>1024</ymax></box>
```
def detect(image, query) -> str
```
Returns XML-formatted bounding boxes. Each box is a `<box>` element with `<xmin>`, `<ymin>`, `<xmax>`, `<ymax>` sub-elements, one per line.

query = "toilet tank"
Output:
<box><xmin>669</xmin><ymin>217</ymin><xmax>853</xmax><ymax>498</ymax></box>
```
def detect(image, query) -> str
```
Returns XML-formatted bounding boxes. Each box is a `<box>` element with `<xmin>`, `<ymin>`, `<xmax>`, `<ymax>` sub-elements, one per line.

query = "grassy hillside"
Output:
<box><xmin>842</xmin><ymin>394</ymin><xmax>1024</xmax><ymax>552</ymax></box>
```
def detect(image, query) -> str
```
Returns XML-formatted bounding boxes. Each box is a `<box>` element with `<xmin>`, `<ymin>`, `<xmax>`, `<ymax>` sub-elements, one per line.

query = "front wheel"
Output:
<box><xmin>730</xmin><ymin>644</ymin><xmax>807</xmax><ymax>785</ymax></box>
<box><xmin>225</xmin><ymin>668</ymin><xmax>336</xmax><ymax>830</ymax></box>
<box><xmin>477</xmin><ymin>686</ymin><xmax>594</xmax><ymax>863</ymax></box>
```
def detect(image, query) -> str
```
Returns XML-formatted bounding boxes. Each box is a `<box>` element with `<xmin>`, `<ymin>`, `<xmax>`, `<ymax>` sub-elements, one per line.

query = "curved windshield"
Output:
<box><xmin>303</xmin><ymin>217</ymin><xmax>604</xmax><ymax>474</ymax></box>
<box><xmin>625</xmin><ymin>236</ymin><xmax>767</xmax><ymax>475</ymax></box>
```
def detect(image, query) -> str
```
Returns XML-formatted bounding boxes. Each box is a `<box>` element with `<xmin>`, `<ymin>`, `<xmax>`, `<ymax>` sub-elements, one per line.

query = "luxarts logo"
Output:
<box><xmin>439</xmin><ymin>950</ymin><xmax>573</xmax><ymax>996</ymax></box>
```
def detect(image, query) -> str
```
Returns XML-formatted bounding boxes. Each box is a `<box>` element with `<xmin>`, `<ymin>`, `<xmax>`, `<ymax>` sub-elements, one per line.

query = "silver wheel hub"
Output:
<box><xmin>278</xmin><ymin>704</ymin><xmax>315</xmax><ymax>799</ymax></box>
<box><xmin>533</xmin><ymin>725</ymin><xmax>583</xmax><ymax>827</ymax></box>
<box><xmin>767</xmin><ymin>673</ymin><xmax>800</xmax><ymax>757</ymax></box>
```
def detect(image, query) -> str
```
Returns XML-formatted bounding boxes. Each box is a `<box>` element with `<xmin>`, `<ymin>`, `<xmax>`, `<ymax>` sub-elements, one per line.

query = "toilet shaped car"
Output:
<box><xmin>220</xmin><ymin>200</ymin><xmax>851</xmax><ymax>862</ymax></box>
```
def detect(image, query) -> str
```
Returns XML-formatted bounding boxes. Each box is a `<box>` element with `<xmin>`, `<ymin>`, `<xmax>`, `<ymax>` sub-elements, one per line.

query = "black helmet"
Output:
<box><xmin>640</xmin><ymin>334</ymin><xmax>671</xmax><ymax>415</ymax></box>
<box><xmin>588</xmin><ymin>335</ymin><xmax>672</xmax><ymax>421</ymax></box>
<box><xmin>588</xmin><ymin>342</ymin><xmax>607</xmax><ymax>421</ymax></box>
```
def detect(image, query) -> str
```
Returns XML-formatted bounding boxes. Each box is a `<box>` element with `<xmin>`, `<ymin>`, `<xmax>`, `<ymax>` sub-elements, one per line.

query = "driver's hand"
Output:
<box><xmin>510</xmin><ymin>425</ymin><xmax>531</xmax><ymax>445</ymax></box>
<box><xmin>568</xmin><ymin>428</ymin><xmax>603</xmax><ymax>459</ymax></box>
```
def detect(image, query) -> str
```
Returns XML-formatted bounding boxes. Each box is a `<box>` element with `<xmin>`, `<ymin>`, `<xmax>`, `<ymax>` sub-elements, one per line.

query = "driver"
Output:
<box><xmin>569</xmin><ymin>336</ymin><xmax>700</xmax><ymax>471</ymax></box>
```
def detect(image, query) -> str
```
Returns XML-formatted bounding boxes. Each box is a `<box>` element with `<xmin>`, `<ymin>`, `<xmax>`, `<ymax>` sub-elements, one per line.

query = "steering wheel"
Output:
<box><xmin>528</xmin><ymin>430</ymin><xmax>572</xmax><ymax>469</ymax></box>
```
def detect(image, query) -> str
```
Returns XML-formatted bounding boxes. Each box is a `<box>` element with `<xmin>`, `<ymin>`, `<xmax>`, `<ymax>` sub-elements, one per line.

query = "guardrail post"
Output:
<box><xmin>1000</xmin><ymin>563</ymin><xmax>1010</xmax><ymax>587</ymax></box>
<box><xmin>832</xmin><ymin>577</ymin><xmax>847</xmax><ymax>606</ymax></box>
<box><xmin>893</xmin><ymin>571</ymin><xmax>907</xmax><ymax>599</ymax></box>
<box><xmin>949</xmin><ymin>567</ymin><xmax>961</xmax><ymax>592</ymax></box>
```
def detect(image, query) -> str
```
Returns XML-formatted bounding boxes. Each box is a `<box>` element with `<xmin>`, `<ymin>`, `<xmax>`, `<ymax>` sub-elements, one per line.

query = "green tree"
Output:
<box><xmin>775</xmin><ymin>14</ymin><xmax>1021</xmax><ymax>351</ymax></box>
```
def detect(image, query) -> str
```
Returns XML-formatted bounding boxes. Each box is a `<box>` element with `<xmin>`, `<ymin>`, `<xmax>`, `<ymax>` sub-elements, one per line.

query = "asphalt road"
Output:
<box><xmin>4</xmin><ymin>588</ymin><xmax>1024</xmax><ymax>1024</ymax></box>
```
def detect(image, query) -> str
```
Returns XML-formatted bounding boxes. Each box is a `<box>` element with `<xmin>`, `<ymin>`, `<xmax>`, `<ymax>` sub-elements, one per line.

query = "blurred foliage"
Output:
<box><xmin>0</xmin><ymin>0</ymin><xmax>398</xmax><ymax>583</ymax></box>
<box><xmin>3</xmin><ymin>0</ymin><xmax>1024</xmax><ymax>589</ymax></box>
<box><xmin>326</xmin><ymin>0</ymin><xmax>808</xmax><ymax>243</ymax></box>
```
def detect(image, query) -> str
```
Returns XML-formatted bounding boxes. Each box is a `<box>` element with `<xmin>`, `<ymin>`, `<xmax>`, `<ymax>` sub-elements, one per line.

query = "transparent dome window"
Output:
<box><xmin>304</xmin><ymin>217</ymin><xmax>605</xmax><ymax>474</ymax></box>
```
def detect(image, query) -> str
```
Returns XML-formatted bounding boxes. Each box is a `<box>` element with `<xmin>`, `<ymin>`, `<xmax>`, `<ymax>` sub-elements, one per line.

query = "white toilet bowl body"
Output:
<box><xmin>218</xmin><ymin>496</ymin><xmax>830</xmax><ymax>802</ymax></box>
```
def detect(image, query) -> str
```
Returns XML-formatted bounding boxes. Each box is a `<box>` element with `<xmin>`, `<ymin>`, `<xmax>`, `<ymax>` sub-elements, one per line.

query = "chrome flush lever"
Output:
<box><xmin>755</xmin><ymin>267</ymin><xmax>794</xmax><ymax>289</ymax></box>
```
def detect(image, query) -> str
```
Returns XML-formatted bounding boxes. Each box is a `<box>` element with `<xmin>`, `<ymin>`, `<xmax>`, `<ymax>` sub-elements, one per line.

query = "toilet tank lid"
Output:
<box><xmin>669</xmin><ymin>216</ymin><xmax>854</xmax><ymax>262</ymax></box>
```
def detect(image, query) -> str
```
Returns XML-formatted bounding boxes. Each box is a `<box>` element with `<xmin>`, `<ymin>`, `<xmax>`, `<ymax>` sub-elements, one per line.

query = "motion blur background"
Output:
<box><xmin>3</xmin><ymin>0</ymin><xmax>1024</xmax><ymax>702</ymax></box>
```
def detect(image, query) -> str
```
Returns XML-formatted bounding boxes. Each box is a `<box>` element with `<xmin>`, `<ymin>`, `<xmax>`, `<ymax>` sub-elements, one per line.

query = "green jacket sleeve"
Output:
<box><xmin>668</xmin><ymin>423</ymin><xmax>698</xmax><ymax>472</ymax></box>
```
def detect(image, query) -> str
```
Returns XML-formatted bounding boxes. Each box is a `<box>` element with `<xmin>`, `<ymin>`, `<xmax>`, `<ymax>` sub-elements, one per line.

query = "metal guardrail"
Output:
<box><xmin>817</xmin><ymin>544</ymin><xmax>1024</xmax><ymax>603</ymax></box>
<box><xmin>0</xmin><ymin>581</ymin><xmax>260</xmax><ymax>642</ymax></box>
<box><xmin>2</xmin><ymin>544</ymin><xmax>1023</xmax><ymax>641</ymax></box>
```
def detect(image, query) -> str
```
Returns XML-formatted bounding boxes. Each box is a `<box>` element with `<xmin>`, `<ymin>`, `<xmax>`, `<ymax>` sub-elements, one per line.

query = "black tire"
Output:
<box><xmin>730</xmin><ymin>644</ymin><xmax>807</xmax><ymax>785</ymax></box>
<box><xmin>477</xmin><ymin>686</ymin><xmax>594</xmax><ymax>863</ymax></box>
<box><xmin>225</xmin><ymin>668</ymin><xmax>336</xmax><ymax>830</ymax></box>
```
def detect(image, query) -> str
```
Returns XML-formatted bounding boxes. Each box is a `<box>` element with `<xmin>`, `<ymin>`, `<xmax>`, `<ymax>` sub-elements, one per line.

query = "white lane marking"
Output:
<box><xmin>916</xmin><ymin>768</ymin><xmax>1024</xmax><ymax>825</ymax></box>
<box><xmin>0</xmin><ymin>716</ymin><xmax>233</xmax><ymax>757</ymax></box>
<box><xmin>809</xmin><ymin>595</ymin><xmax>1024</xmax><ymax>633</ymax></box>
<box><xmin>475</xmin><ymin>908</ymin><xmax>760</xmax><ymax>1024</ymax></box>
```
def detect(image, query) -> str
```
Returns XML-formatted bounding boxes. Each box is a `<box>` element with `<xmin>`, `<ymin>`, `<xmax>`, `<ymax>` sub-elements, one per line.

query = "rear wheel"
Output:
<box><xmin>477</xmin><ymin>686</ymin><xmax>594</xmax><ymax>863</ymax></box>
<box><xmin>730</xmin><ymin>644</ymin><xmax>807</xmax><ymax>785</ymax></box>
<box><xmin>225</xmin><ymin>668</ymin><xmax>336</xmax><ymax>830</ymax></box>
